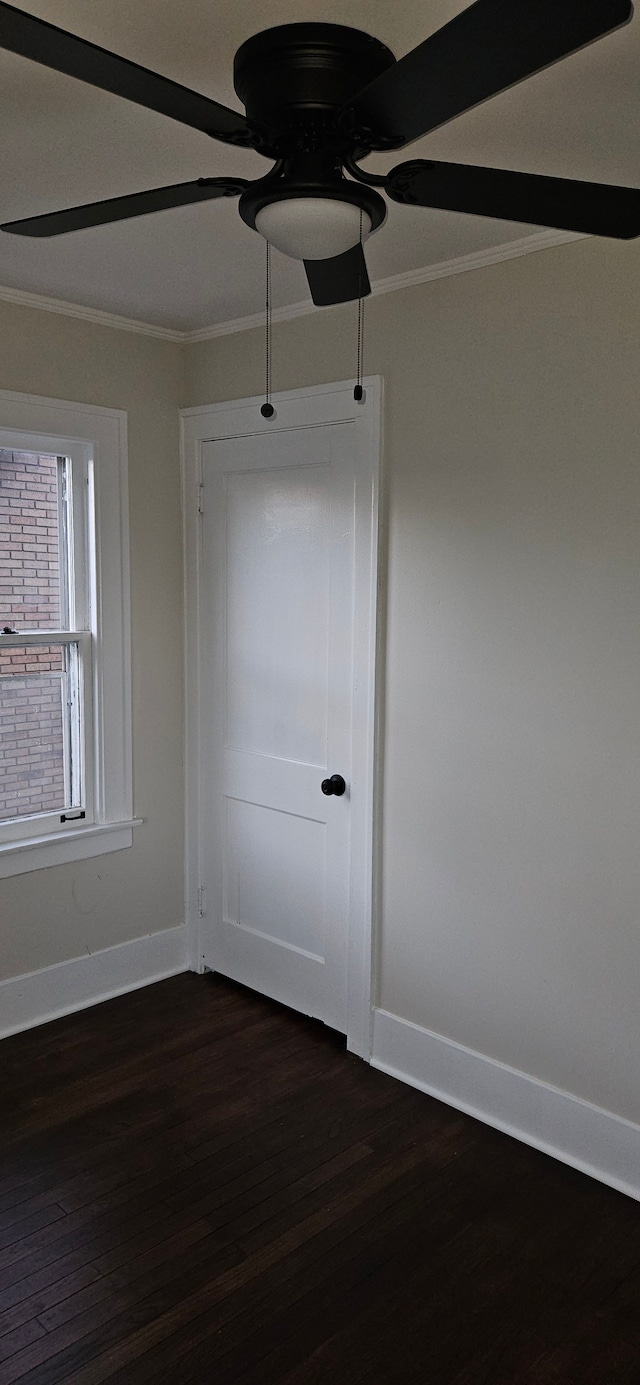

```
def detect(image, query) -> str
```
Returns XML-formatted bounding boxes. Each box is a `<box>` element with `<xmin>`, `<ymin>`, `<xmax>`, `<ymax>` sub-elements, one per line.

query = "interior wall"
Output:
<box><xmin>183</xmin><ymin>236</ymin><xmax>640</xmax><ymax>1127</ymax></box>
<box><xmin>0</xmin><ymin>300</ymin><xmax>184</xmax><ymax>979</ymax></box>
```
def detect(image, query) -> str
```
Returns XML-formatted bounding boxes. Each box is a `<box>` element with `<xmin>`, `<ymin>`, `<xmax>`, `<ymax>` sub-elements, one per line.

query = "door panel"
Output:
<box><xmin>201</xmin><ymin>422</ymin><xmax>355</xmax><ymax>1031</ymax></box>
<box><xmin>225</xmin><ymin>463</ymin><xmax>330</xmax><ymax>764</ymax></box>
<box><xmin>224</xmin><ymin>797</ymin><xmax>326</xmax><ymax>960</ymax></box>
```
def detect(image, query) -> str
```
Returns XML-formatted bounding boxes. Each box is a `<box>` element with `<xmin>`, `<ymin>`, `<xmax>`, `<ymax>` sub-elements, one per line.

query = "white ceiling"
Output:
<box><xmin>0</xmin><ymin>0</ymin><xmax>638</xmax><ymax>332</ymax></box>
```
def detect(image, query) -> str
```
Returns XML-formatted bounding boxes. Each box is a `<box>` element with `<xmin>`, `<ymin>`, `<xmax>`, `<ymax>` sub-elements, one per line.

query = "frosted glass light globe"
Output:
<box><xmin>255</xmin><ymin>197</ymin><xmax>372</xmax><ymax>261</ymax></box>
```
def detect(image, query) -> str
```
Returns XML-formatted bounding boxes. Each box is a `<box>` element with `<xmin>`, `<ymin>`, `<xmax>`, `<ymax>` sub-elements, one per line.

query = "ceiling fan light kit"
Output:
<box><xmin>253</xmin><ymin>198</ymin><xmax>372</xmax><ymax>263</ymax></box>
<box><xmin>0</xmin><ymin>0</ymin><xmax>638</xmax><ymax>309</ymax></box>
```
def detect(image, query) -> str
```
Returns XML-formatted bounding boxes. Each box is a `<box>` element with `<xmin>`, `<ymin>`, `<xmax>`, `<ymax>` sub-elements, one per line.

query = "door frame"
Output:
<box><xmin>181</xmin><ymin>377</ymin><xmax>382</xmax><ymax>1059</ymax></box>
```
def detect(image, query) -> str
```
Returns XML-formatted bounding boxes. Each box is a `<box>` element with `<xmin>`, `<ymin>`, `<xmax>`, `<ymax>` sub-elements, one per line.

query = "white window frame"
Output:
<box><xmin>0</xmin><ymin>391</ymin><xmax>140</xmax><ymax>878</ymax></box>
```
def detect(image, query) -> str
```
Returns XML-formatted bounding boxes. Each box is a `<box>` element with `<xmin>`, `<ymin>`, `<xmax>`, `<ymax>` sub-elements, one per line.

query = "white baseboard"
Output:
<box><xmin>0</xmin><ymin>925</ymin><xmax>188</xmax><ymax>1039</ymax></box>
<box><xmin>372</xmin><ymin>1007</ymin><xmax>640</xmax><ymax>1204</ymax></box>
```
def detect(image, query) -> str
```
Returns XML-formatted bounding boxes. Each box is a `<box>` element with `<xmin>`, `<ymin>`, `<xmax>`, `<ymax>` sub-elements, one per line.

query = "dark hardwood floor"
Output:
<box><xmin>1</xmin><ymin>973</ymin><xmax>640</xmax><ymax>1383</ymax></box>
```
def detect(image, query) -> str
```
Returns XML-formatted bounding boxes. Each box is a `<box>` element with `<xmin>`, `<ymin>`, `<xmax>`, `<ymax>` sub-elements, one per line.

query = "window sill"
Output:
<box><xmin>0</xmin><ymin>819</ymin><xmax>143</xmax><ymax>879</ymax></box>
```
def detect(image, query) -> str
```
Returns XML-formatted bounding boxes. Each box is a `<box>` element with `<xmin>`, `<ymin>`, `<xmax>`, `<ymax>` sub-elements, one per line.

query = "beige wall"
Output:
<box><xmin>0</xmin><ymin>300</ymin><xmax>184</xmax><ymax>978</ymax></box>
<box><xmin>3</xmin><ymin>237</ymin><xmax>640</xmax><ymax>1132</ymax></box>
<box><xmin>183</xmin><ymin>236</ymin><xmax>640</xmax><ymax>1126</ymax></box>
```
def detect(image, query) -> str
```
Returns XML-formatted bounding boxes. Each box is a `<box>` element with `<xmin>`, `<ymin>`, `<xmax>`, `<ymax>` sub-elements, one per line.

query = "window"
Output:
<box><xmin>1</xmin><ymin>449</ymin><xmax>92</xmax><ymax>835</ymax></box>
<box><xmin>0</xmin><ymin>392</ymin><xmax>137</xmax><ymax>878</ymax></box>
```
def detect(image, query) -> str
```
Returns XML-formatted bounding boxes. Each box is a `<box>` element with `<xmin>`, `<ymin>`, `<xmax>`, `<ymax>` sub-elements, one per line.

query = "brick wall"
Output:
<box><xmin>0</xmin><ymin>451</ymin><xmax>66</xmax><ymax>821</ymax></box>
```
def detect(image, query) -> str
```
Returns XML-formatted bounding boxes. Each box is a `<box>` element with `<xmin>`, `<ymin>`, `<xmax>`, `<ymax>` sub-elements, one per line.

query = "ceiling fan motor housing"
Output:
<box><xmin>233</xmin><ymin>23</ymin><xmax>396</xmax><ymax>152</ymax></box>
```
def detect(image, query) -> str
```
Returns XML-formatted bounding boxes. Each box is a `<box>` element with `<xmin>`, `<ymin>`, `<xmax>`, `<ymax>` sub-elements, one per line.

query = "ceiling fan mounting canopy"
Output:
<box><xmin>233</xmin><ymin>23</ymin><xmax>398</xmax><ymax>157</ymax></box>
<box><xmin>0</xmin><ymin>0</ymin><xmax>637</xmax><ymax>308</ymax></box>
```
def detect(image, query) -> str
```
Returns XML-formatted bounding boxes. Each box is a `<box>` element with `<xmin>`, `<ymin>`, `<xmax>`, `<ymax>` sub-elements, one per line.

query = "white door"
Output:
<box><xmin>201</xmin><ymin>421</ymin><xmax>359</xmax><ymax>1032</ymax></box>
<box><xmin>184</xmin><ymin>380</ymin><xmax>380</xmax><ymax>1053</ymax></box>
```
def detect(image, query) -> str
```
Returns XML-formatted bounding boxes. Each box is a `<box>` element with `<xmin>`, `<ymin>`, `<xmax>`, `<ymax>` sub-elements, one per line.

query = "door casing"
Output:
<box><xmin>181</xmin><ymin>378</ymin><xmax>381</xmax><ymax>1059</ymax></box>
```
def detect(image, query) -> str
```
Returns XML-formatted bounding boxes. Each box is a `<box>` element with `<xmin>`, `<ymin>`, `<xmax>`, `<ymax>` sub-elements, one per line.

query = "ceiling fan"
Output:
<box><xmin>0</xmin><ymin>0</ymin><xmax>638</xmax><ymax>307</ymax></box>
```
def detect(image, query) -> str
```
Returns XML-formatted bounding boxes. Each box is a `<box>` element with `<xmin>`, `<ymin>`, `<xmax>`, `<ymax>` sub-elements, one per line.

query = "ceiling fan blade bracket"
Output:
<box><xmin>342</xmin><ymin>154</ymin><xmax>389</xmax><ymax>188</ymax></box>
<box><xmin>337</xmin><ymin>109</ymin><xmax>405</xmax><ymax>154</ymax></box>
<box><xmin>196</xmin><ymin>177</ymin><xmax>249</xmax><ymax>196</ymax></box>
<box><xmin>209</xmin><ymin>122</ymin><xmax>265</xmax><ymax>150</ymax></box>
<box><xmin>385</xmin><ymin>160</ymin><xmax>437</xmax><ymax>204</ymax></box>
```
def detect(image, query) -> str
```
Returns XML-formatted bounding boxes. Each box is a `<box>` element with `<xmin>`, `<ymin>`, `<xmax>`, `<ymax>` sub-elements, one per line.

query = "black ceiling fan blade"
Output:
<box><xmin>0</xmin><ymin>1</ymin><xmax>258</xmax><ymax>147</ymax></box>
<box><xmin>304</xmin><ymin>243</ymin><xmax>371</xmax><ymax>306</ymax></box>
<box><xmin>386</xmin><ymin>160</ymin><xmax>640</xmax><ymax>239</ymax></box>
<box><xmin>341</xmin><ymin>0</ymin><xmax>633</xmax><ymax>150</ymax></box>
<box><xmin>1</xmin><ymin>177</ymin><xmax>249</xmax><ymax>237</ymax></box>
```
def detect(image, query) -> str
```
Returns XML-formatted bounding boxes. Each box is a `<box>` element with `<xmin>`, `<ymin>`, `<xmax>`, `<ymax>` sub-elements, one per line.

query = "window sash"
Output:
<box><xmin>0</xmin><ymin>442</ymin><xmax>93</xmax><ymax>841</ymax></box>
<box><xmin>0</xmin><ymin>631</ymin><xmax>93</xmax><ymax>842</ymax></box>
<box><xmin>0</xmin><ymin>631</ymin><xmax>90</xmax><ymax>647</ymax></box>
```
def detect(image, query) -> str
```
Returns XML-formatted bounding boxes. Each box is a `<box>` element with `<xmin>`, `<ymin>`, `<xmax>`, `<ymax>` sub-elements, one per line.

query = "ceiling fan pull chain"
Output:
<box><xmin>354</xmin><ymin>208</ymin><xmax>365</xmax><ymax>404</ymax></box>
<box><xmin>261</xmin><ymin>240</ymin><xmax>275</xmax><ymax>419</ymax></box>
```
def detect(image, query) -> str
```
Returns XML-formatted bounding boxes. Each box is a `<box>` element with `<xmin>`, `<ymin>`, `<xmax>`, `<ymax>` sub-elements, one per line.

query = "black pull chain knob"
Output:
<box><xmin>321</xmin><ymin>774</ymin><xmax>346</xmax><ymax>796</ymax></box>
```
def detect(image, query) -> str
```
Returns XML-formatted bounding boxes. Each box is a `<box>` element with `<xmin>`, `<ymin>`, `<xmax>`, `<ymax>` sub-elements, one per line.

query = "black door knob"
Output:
<box><xmin>321</xmin><ymin>774</ymin><xmax>346</xmax><ymax>796</ymax></box>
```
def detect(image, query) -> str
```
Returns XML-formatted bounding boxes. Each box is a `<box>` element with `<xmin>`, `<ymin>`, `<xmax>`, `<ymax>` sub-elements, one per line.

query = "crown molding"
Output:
<box><xmin>0</xmin><ymin>228</ymin><xmax>586</xmax><ymax>345</ymax></box>
<box><xmin>0</xmin><ymin>282</ymin><xmax>184</xmax><ymax>341</ymax></box>
<box><xmin>372</xmin><ymin>226</ymin><xmax>586</xmax><ymax>297</ymax></box>
<box><xmin>184</xmin><ymin>228</ymin><xmax>586</xmax><ymax>341</ymax></box>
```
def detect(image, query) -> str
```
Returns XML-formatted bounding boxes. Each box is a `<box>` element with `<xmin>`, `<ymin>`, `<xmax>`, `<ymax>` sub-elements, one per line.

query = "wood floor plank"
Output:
<box><xmin>0</xmin><ymin>1188</ymin><xmax>177</xmax><ymax>1288</ymax></box>
<box><xmin>12</xmin><ymin>1144</ymin><xmax>431</xmax><ymax>1385</ymax></box>
<box><xmin>35</xmin><ymin>1221</ymin><xmax>218</xmax><ymax>1332</ymax></box>
<box><xmin>266</xmin><ymin>1160</ymin><xmax>638</xmax><ymax>1385</ymax></box>
<box><xmin>0</xmin><ymin>1206</ymin><xmax>67</xmax><ymax>1256</ymax></box>
<box><xmin>0</xmin><ymin>1260</ymin><xmax>100</xmax><ymax>1341</ymax></box>
<box><xmin>154</xmin><ymin>1153</ymin><xmax>494</xmax><ymax>1384</ymax></box>
<box><xmin>0</xmin><ymin>1316</ymin><xmax>46</xmax><ymax>1366</ymax></box>
<box><xmin>0</xmin><ymin>1234</ymin><xmax>247</xmax><ymax>1384</ymax></box>
<box><xmin>2</xmin><ymin>972</ymin><xmax>640</xmax><ymax>1385</ymax></box>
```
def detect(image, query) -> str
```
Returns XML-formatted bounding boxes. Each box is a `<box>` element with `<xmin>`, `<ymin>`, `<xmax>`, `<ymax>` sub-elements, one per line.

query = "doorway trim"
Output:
<box><xmin>181</xmin><ymin>377</ymin><xmax>381</xmax><ymax>1059</ymax></box>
